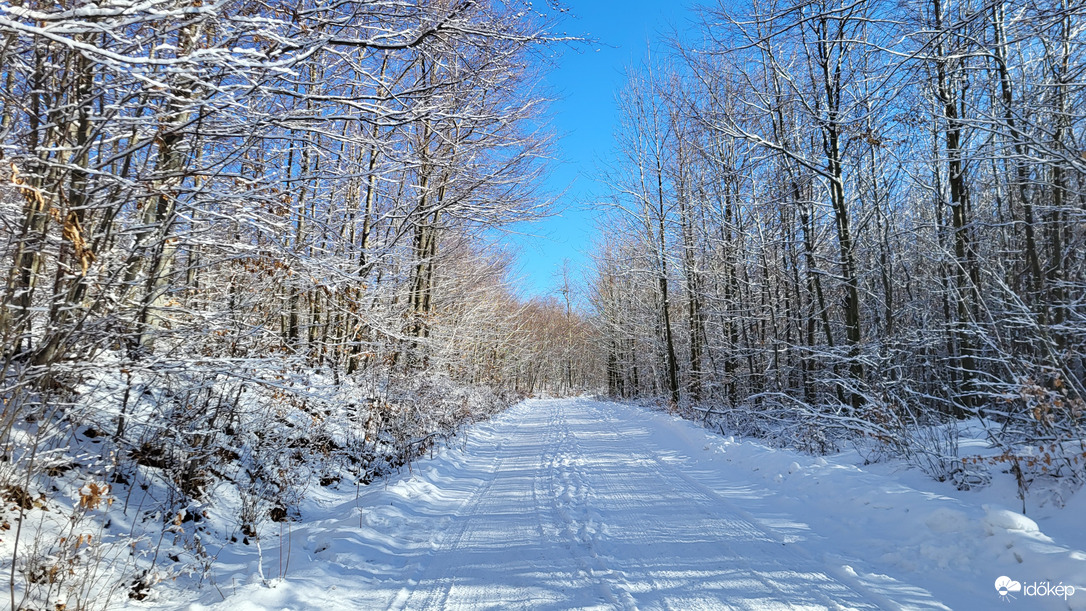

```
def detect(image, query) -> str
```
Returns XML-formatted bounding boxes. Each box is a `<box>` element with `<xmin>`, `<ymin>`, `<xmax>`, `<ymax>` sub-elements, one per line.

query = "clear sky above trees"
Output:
<box><xmin>509</xmin><ymin>0</ymin><xmax>695</xmax><ymax>298</ymax></box>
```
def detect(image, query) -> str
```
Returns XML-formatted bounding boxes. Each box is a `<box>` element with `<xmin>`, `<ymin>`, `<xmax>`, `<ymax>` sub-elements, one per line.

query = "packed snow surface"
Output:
<box><xmin>151</xmin><ymin>398</ymin><xmax>1086</xmax><ymax>610</ymax></box>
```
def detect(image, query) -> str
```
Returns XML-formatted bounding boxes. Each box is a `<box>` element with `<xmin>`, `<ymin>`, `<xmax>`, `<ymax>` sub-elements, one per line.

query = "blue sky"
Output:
<box><xmin>505</xmin><ymin>0</ymin><xmax>697</xmax><ymax>299</ymax></box>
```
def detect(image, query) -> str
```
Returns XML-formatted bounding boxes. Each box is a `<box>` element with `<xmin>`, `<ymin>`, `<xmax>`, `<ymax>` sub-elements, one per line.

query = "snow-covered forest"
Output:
<box><xmin>592</xmin><ymin>0</ymin><xmax>1086</xmax><ymax>492</ymax></box>
<box><xmin>0</xmin><ymin>0</ymin><xmax>1084</xmax><ymax>608</ymax></box>
<box><xmin>0</xmin><ymin>0</ymin><xmax>594</xmax><ymax>607</ymax></box>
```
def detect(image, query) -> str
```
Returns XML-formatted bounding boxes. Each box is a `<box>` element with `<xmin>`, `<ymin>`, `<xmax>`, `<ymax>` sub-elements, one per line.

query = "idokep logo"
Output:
<box><xmin>995</xmin><ymin>576</ymin><xmax>1021</xmax><ymax>601</ymax></box>
<box><xmin>995</xmin><ymin>576</ymin><xmax>1076</xmax><ymax>602</ymax></box>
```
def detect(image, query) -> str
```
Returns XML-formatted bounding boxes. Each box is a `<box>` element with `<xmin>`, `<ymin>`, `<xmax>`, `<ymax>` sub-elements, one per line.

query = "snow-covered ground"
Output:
<box><xmin>142</xmin><ymin>398</ymin><xmax>1086</xmax><ymax>610</ymax></box>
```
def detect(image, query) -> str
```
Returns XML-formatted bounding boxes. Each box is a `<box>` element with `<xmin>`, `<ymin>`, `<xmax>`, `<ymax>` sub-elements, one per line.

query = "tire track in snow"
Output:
<box><xmin>595</xmin><ymin>402</ymin><xmax>879</xmax><ymax>610</ymax></box>
<box><xmin>365</xmin><ymin>399</ymin><xmax>939</xmax><ymax>610</ymax></box>
<box><xmin>637</xmin><ymin>437</ymin><xmax>875</xmax><ymax>608</ymax></box>
<box><xmin>588</xmin><ymin>402</ymin><xmax>775</xmax><ymax>610</ymax></box>
<box><xmin>546</xmin><ymin>400</ymin><xmax>640</xmax><ymax>610</ymax></box>
<box><xmin>386</xmin><ymin>428</ymin><xmax>511</xmax><ymax>611</ymax></box>
<box><xmin>570</xmin><ymin>400</ymin><xmax>884</xmax><ymax>610</ymax></box>
<box><xmin>578</xmin><ymin>400</ymin><xmax>800</xmax><ymax>610</ymax></box>
<box><xmin>390</xmin><ymin>400</ymin><xmax>586</xmax><ymax>611</ymax></box>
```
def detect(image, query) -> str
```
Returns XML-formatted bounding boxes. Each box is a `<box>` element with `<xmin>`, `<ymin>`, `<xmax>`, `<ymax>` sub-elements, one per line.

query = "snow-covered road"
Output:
<box><xmin>379</xmin><ymin>398</ymin><xmax>890</xmax><ymax>610</ymax></box>
<box><xmin>178</xmin><ymin>398</ymin><xmax>1086</xmax><ymax>611</ymax></box>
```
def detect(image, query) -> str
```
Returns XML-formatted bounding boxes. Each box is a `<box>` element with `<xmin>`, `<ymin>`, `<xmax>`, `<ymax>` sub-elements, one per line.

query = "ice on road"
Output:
<box><xmin>184</xmin><ymin>399</ymin><xmax>1086</xmax><ymax>611</ymax></box>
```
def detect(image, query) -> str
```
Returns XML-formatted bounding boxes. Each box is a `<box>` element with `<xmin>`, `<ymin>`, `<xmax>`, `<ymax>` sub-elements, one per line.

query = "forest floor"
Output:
<box><xmin>141</xmin><ymin>398</ymin><xmax>1086</xmax><ymax>610</ymax></box>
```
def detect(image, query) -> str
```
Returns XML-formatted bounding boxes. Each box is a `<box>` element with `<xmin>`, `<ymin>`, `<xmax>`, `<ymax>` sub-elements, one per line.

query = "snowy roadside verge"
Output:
<box><xmin>0</xmin><ymin>354</ymin><xmax>519</xmax><ymax>611</ymax></box>
<box><xmin>635</xmin><ymin>402</ymin><xmax>1086</xmax><ymax>610</ymax></box>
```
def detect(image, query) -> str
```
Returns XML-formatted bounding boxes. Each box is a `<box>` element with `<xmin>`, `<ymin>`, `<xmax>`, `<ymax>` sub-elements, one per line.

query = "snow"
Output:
<box><xmin>138</xmin><ymin>398</ymin><xmax>1086</xmax><ymax>610</ymax></box>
